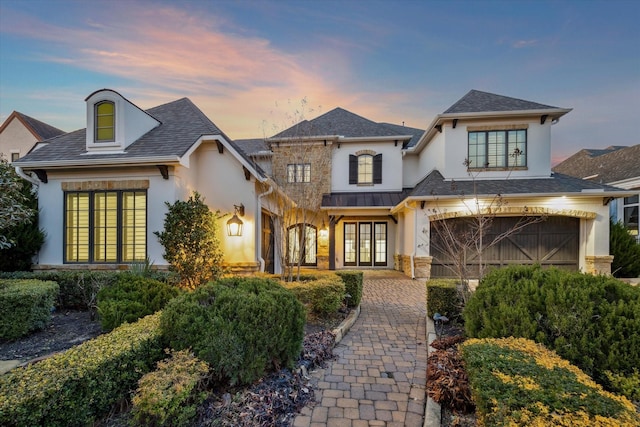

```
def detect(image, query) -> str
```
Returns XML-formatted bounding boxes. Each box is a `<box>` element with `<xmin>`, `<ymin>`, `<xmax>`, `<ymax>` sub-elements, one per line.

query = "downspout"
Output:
<box><xmin>404</xmin><ymin>201</ymin><xmax>417</xmax><ymax>279</ymax></box>
<box><xmin>256</xmin><ymin>185</ymin><xmax>274</xmax><ymax>272</ymax></box>
<box><xmin>15</xmin><ymin>167</ymin><xmax>40</xmax><ymax>187</ymax></box>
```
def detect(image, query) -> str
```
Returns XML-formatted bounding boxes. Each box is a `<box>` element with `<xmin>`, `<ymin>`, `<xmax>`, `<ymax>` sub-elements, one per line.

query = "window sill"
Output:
<box><xmin>357</xmin><ymin>183</ymin><xmax>374</xmax><ymax>187</ymax></box>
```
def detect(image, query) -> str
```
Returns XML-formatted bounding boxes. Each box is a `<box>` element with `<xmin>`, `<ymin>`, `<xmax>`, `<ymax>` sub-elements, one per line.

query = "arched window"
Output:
<box><xmin>95</xmin><ymin>101</ymin><xmax>115</xmax><ymax>142</ymax></box>
<box><xmin>349</xmin><ymin>153</ymin><xmax>382</xmax><ymax>185</ymax></box>
<box><xmin>358</xmin><ymin>154</ymin><xmax>373</xmax><ymax>184</ymax></box>
<box><xmin>287</xmin><ymin>223</ymin><xmax>317</xmax><ymax>266</ymax></box>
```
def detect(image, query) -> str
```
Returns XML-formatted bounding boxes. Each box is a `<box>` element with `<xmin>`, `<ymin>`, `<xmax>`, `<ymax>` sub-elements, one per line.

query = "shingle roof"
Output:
<box><xmin>379</xmin><ymin>122</ymin><xmax>424</xmax><ymax>148</ymax></box>
<box><xmin>15</xmin><ymin>112</ymin><xmax>65</xmax><ymax>140</ymax></box>
<box><xmin>15</xmin><ymin>98</ymin><xmax>230</xmax><ymax>163</ymax></box>
<box><xmin>322</xmin><ymin>190</ymin><xmax>412</xmax><ymax>208</ymax></box>
<box><xmin>444</xmin><ymin>90</ymin><xmax>561</xmax><ymax>114</ymax></box>
<box><xmin>271</xmin><ymin>107</ymin><xmax>421</xmax><ymax>140</ymax></box>
<box><xmin>409</xmin><ymin>170</ymin><xmax>629</xmax><ymax>198</ymax></box>
<box><xmin>234</xmin><ymin>138</ymin><xmax>271</xmax><ymax>156</ymax></box>
<box><xmin>552</xmin><ymin>145</ymin><xmax>640</xmax><ymax>184</ymax></box>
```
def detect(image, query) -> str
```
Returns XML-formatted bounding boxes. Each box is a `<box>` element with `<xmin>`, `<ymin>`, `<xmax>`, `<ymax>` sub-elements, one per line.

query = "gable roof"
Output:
<box><xmin>0</xmin><ymin>111</ymin><xmax>65</xmax><ymax>141</ymax></box>
<box><xmin>234</xmin><ymin>138</ymin><xmax>271</xmax><ymax>156</ymax></box>
<box><xmin>444</xmin><ymin>90</ymin><xmax>560</xmax><ymax>114</ymax></box>
<box><xmin>269</xmin><ymin>107</ymin><xmax>421</xmax><ymax>142</ymax></box>
<box><xmin>553</xmin><ymin>144</ymin><xmax>640</xmax><ymax>185</ymax></box>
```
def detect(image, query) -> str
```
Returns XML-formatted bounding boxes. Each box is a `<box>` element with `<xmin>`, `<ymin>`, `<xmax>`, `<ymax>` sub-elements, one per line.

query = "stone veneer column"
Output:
<box><xmin>413</xmin><ymin>256</ymin><xmax>433</xmax><ymax>279</ymax></box>
<box><xmin>585</xmin><ymin>255</ymin><xmax>614</xmax><ymax>276</ymax></box>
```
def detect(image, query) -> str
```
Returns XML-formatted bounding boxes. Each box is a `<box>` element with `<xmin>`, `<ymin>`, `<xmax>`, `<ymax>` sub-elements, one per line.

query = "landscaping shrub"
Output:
<box><xmin>132</xmin><ymin>349</ymin><xmax>209</xmax><ymax>427</ymax></box>
<box><xmin>610</xmin><ymin>220</ymin><xmax>640</xmax><ymax>278</ymax></box>
<box><xmin>463</xmin><ymin>265</ymin><xmax>640</xmax><ymax>398</ymax></box>
<box><xmin>335</xmin><ymin>270</ymin><xmax>363</xmax><ymax>307</ymax></box>
<box><xmin>97</xmin><ymin>274</ymin><xmax>182</xmax><ymax>331</ymax></box>
<box><xmin>461</xmin><ymin>337</ymin><xmax>639</xmax><ymax>426</ymax></box>
<box><xmin>0</xmin><ymin>313</ymin><xmax>164</xmax><ymax>426</ymax></box>
<box><xmin>281</xmin><ymin>275</ymin><xmax>345</xmax><ymax>316</ymax></box>
<box><xmin>426</xmin><ymin>279</ymin><xmax>460</xmax><ymax>319</ymax></box>
<box><xmin>161</xmin><ymin>277</ymin><xmax>305</xmax><ymax>386</ymax></box>
<box><xmin>0</xmin><ymin>279</ymin><xmax>58</xmax><ymax>340</ymax></box>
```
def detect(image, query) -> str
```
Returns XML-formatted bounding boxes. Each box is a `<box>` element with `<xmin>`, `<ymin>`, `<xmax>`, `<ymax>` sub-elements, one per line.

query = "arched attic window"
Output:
<box><xmin>95</xmin><ymin>100</ymin><xmax>115</xmax><ymax>142</ymax></box>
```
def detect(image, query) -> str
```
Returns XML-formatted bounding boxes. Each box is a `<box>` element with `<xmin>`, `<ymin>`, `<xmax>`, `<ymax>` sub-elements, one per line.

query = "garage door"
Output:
<box><xmin>430</xmin><ymin>216</ymin><xmax>579</xmax><ymax>278</ymax></box>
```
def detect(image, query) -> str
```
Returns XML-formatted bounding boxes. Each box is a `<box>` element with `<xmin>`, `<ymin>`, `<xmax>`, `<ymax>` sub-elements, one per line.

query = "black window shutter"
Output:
<box><xmin>373</xmin><ymin>153</ymin><xmax>382</xmax><ymax>184</ymax></box>
<box><xmin>349</xmin><ymin>155</ymin><xmax>357</xmax><ymax>184</ymax></box>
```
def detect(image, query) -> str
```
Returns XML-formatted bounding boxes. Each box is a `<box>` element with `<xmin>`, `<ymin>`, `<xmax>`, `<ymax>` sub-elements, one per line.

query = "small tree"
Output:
<box><xmin>610</xmin><ymin>219</ymin><xmax>640</xmax><ymax>278</ymax></box>
<box><xmin>0</xmin><ymin>156</ymin><xmax>39</xmax><ymax>251</ymax></box>
<box><xmin>154</xmin><ymin>192</ymin><xmax>224</xmax><ymax>290</ymax></box>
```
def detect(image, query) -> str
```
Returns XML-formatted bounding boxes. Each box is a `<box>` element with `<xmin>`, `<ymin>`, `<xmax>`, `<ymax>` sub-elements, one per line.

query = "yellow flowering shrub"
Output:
<box><xmin>0</xmin><ymin>313</ymin><xmax>164</xmax><ymax>426</ymax></box>
<box><xmin>461</xmin><ymin>337</ymin><xmax>639</xmax><ymax>426</ymax></box>
<box><xmin>132</xmin><ymin>349</ymin><xmax>209</xmax><ymax>427</ymax></box>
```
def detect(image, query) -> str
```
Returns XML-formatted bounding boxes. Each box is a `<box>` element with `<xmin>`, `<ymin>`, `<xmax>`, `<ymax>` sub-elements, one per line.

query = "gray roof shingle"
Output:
<box><xmin>15</xmin><ymin>112</ymin><xmax>65</xmax><ymax>140</ymax></box>
<box><xmin>444</xmin><ymin>90</ymin><xmax>561</xmax><ymax>114</ymax></box>
<box><xmin>234</xmin><ymin>138</ymin><xmax>271</xmax><ymax>156</ymax></box>
<box><xmin>552</xmin><ymin>145</ymin><xmax>640</xmax><ymax>185</ymax></box>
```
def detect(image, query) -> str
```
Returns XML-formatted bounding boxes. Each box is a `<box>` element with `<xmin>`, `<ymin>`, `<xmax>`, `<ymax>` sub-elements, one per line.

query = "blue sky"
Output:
<box><xmin>1</xmin><ymin>0</ymin><xmax>638</xmax><ymax>163</ymax></box>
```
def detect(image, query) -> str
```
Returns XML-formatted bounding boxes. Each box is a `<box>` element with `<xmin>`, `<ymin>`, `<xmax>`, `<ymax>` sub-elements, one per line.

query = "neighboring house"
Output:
<box><xmin>13</xmin><ymin>89</ymin><xmax>283</xmax><ymax>274</ymax></box>
<box><xmin>238</xmin><ymin>90</ymin><xmax>632</xmax><ymax>278</ymax></box>
<box><xmin>0</xmin><ymin>111</ymin><xmax>65</xmax><ymax>162</ymax></box>
<box><xmin>553</xmin><ymin>145</ymin><xmax>640</xmax><ymax>242</ymax></box>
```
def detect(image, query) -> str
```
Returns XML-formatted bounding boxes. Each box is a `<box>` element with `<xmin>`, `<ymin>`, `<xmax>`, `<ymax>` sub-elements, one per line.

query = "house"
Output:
<box><xmin>14</xmin><ymin>89</ymin><xmax>632</xmax><ymax>277</ymax></box>
<box><xmin>0</xmin><ymin>111</ymin><xmax>65</xmax><ymax>162</ymax></box>
<box><xmin>13</xmin><ymin>89</ymin><xmax>283</xmax><ymax>274</ymax></box>
<box><xmin>238</xmin><ymin>90</ymin><xmax>632</xmax><ymax>278</ymax></box>
<box><xmin>553</xmin><ymin>145</ymin><xmax>640</xmax><ymax>242</ymax></box>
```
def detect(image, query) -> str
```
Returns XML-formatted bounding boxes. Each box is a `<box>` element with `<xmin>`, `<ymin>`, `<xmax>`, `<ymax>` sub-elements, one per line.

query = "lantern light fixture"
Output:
<box><xmin>226</xmin><ymin>204</ymin><xmax>244</xmax><ymax>236</ymax></box>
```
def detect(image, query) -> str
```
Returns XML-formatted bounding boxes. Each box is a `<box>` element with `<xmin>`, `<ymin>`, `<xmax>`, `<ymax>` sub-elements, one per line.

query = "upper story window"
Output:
<box><xmin>95</xmin><ymin>101</ymin><xmax>115</xmax><ymax>142</ymax></box>
<box><xmin>468</xmin><ymin>129</ymin><xmax>527</xmax><ymax>169</ymax></box>
<box><xmin>624</xmin><ymin>195</ymin><xmax>639</xmax><ymax>241</ymax></box>
<box><xmin>10</xmin><ymin>152</ymin><xmax>19</xmax><ymax>162</ymax></box>
<box><xmin>287</xmin><ymin>163</ymin><xmax>311</xmax><ymax>183</ymax></box>
<box><xmin>349</xmin><ymin>153</ymin><xmax>382</xmax><ymax>185</ymax></box>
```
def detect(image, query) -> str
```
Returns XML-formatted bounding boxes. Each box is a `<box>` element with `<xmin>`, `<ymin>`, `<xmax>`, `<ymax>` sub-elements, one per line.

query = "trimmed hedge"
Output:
<box><xmin>0</xmin><ymin>313</ymin><xmax>164</xmax><ymax>426</ymax></box>
<box><xmin>281</xmin><ymin>275</ymin><xmax>345</xmax><ymax>316</ymax></box>
<box><xmin>132</xmin><ymin>350</ymin><xmax>209</xmax><ymax>427</ymax></box>
<box><xmin>335</xmin><ymin>270</ymin><xmax>363</xmax><ymax>307</ymax></box>
<box><xmin>161</xmin><ymin>277</ymin><xmax>305</xmax><ymax>386</ymax></box>
<box><xmin>461</xmin><ymin>337</ymin><xmax>639</xmax><ymax>426</ymax></box>
<box><xmin>97</xmin><ymin>274</ymin><xmax>182</xmax><ymax>331</ymax></box>
<box><xmin>0</xmin><ymin>279</ymin><xmax>59</xmax><ymax>340</ymax></box>
<box><xmin>426</xmin><ymin>279</ymin><xmax>460</xmax><ymax>319</ymax></box>
<box><xmin>463</xmin><ymin>265</ymin><xmax>640</xmax><ymax>398</ymax></box>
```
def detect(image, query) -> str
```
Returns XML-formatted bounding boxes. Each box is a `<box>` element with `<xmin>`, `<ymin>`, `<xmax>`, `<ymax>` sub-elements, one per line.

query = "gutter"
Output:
<box><xmin>256</xmin><ymin>184</ymin><xmax>274</xmax><ymax>273</ymax></box>
<box><xmin>14</xmin><ymin>166</ymin><xmax>40</xmax><ymax>187</ymax></box>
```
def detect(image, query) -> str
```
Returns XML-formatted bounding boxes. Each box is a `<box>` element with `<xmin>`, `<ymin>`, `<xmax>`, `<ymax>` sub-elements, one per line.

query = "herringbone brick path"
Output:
<box><xmin>293</xmin><ymin>271</ymin><xmax>427</xmax><ymax>427</ymax></box>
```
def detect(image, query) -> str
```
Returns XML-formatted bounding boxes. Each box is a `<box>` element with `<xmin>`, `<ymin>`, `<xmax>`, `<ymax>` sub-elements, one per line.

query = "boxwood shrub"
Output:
<box><xmin>335</xmin><ymin>270</ymin><xmax>363</xmax><ymax>307</ymax></box>
<box><xmin>461</xmin><ymin>337</ymin><xmax>639</xmax><ymax>426</ymax></box>
<box><xmin>132</xmin><ymin>349</ymin><xmax>209</xmax><ymax>427</ymax></box>
<box><xmin>97</xmin><ymin>274</ymin><xmax>182</xmax><ymax>331</ymax></box>
<box><xmin>0</xmin><ymin>313</ymin><xmax>164</xmax><ymax>426</ymax></box>
<box><xmin>463</xmin><ymin>265</ymin><xmax>640</xmax><ymax>397</ymax></box>
<box><xmin>281</xmin><ymin>275</ymin><xmax>345</xmax><ymax>316</ymax></box>
<box><xmin>160</xmin><ymin>277</ymin><xmax>305</xmax><ymax>386</ymax></box>
<box><xmin>426</xmin><ymin>278</ymin><xmax>461</xmax><ymax>320</ymax></box>
<box><xmin>0</xmin><ymin>279</ymin><xmax>59</xmax><ymax>340</ymax></box>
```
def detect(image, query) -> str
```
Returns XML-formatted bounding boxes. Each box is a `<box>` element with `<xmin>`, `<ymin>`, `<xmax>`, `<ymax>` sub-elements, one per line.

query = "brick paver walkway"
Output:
<box><xmin>294</xmin><ymin>271</ymin><xmax>427</xmax><ymax>427</ymax></box>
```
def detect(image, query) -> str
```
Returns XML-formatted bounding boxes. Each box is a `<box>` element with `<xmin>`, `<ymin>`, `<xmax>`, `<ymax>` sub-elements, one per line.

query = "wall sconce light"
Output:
<box><xmin>227</xmin><ymin>204</ymin><xmax>244</xmax><ymax>237</ymax></box>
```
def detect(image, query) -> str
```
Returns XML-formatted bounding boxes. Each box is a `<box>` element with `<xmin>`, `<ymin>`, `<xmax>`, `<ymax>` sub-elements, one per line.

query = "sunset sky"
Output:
<box><xmin>1</xmin><ymin>0</ymin><xmax>638</xmax><ymax>164</ymax></box>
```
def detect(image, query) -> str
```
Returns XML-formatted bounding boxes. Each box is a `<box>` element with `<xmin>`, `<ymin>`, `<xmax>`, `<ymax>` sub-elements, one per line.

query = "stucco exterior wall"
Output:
<box><xmin>0</xmin><ymin>118</ymin><xmax>37</xmax><ymax>161</ymax></box>
<box><xmin>332</xmin><ymin>140</ymin><xmax>404</xmax><ymax>192</ymax></box>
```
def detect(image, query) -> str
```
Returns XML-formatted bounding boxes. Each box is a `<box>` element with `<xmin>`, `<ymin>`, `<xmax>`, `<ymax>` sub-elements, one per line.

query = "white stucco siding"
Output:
<box><xmin>331</xmin><ymin>141</ymin><xmax>404</xmax><ymax>192</ymax></box>
<box><xmin>414</xmin><ymin>131</ymin><xmax>446</xmax><ymax>185</ymax></box>
<box><xmin>441</xmin><ymin>119</ymin><xmax>552</xmax><ymax>180</ymax></box>
<box><xmin>0</xmin><ymin>119</ymin><xmax>38</xmax><ymax>160</ymax></box>
<box><xmin>191</xmin><ymin>143</ymin><xmax>258</xmax><ymax>265</ymax></box>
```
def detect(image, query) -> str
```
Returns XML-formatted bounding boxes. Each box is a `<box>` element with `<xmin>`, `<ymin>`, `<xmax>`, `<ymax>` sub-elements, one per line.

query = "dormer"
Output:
<box><xmin>85</xmin><ymin>89</ymin><xmax>160</xmax><ymax>153</ymax></box>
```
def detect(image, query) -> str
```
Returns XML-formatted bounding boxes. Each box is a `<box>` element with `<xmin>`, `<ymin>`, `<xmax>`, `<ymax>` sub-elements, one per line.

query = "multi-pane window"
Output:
<box><xmin>349</xmin><ymin>153</ymin><xmax>382</xmax><ymax>185</ymax></box>
<box><xmin>624</xmin><ymin>195</ymin><xmax>639</xmax><ymax>241</ymax></box>
<box><xmin>65</xmin><ymin>190</ymin><xmax>146</xmax><ymax>263</ymax></box>
<box><xmin>468</xmin><ymin>130</ymin><xmax>526</xmax><ymax>169</ymax></box>
<box><xmin>286</xmin><ymin>163</ymin><xmax>311</xmax><ymax>183</ymax></box>
<box><xmin>344</xmin><ymin>221</ymin><xmax>387</xmax><ymax>267</ymax></box>
<box><xmin>95</xmin><ymin>101</ymin><xmax>115</xmax><ymax>142</ymax></box>
<box><xmin>287</xmin><ymin>223</ymin><xmax>317</xmax><ymax>265</ymax></box>
<box><xmin>358</xmin><ymin>155</ymin><xmax>373</xmax><ymax>184</ymax></box>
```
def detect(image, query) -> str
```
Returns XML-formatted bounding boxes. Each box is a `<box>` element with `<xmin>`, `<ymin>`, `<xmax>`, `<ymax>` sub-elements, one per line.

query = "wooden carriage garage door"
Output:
<box><xmin>430</xmin><ymin>216</ymin><xmax>579</xmax><ymax>278</ymax></box>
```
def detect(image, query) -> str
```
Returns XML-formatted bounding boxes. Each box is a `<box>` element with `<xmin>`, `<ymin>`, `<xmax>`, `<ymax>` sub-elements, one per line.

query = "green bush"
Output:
<box><xmin>161</xmin><ymin>277</ymin><xmax>305</xmax><ymax>386</ymax></box>
<box><xmin>132</xmin><ymin>349</ymin><xmax>209</xmax><ymax>427</ymax></box>
<box><xmin>461</xmin><ymin>337</ymin><xmax>639</xmax><ymax>426</ymax></box>
<box><xmin>0</xmin><ymin>313</ymin><xmax>164</xmax><ymax>426</ymax></box>
<box><xmin>281</xmin><ymin>275</ymin><xmax>345</xmax><ymax>316</ymax></box>
<box><xmin>463</xmin><ymin>265</ymin><xmax>640</xmax><ymax>398</ymax></box>
<box><xmin>610</xmin><ymin>220</ymin><xmax>640</xmax><ymax>278</ymax></box>
<box><xmin>426</xmin><ymin>279</ymin><xmax>460</xmax><ymax>319</ymax></box>
<box><xmin>0</xmin><ymin>279</ymin><xmax>58</xmax><ymax>340</ymax></box>
<box><xmin>97</xmin><ymin>274</ymin><xmax>182</xmax><ymax>331</ymax></box>
<box><xmin>335</xmin><ymin>270</ymin><xmax>363</xmax><ymax>307</ymax></box>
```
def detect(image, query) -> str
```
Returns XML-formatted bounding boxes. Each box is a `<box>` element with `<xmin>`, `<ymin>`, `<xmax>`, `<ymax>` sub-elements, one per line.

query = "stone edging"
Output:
<box><xmin>332</xmin><ymin>304</ymin><xmax>361</xmax><ymax>344</ymax></box>
<box><xmin>424</xmin><ymin>316</ymin><xmax>441</xmax><ymax>427</ymax></box>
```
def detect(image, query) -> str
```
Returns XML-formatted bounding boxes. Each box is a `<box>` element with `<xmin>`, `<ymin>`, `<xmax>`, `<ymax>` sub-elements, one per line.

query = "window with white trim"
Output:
<box><xmin>95</xmin><ymin>101</ymin><xmax>115</xmax><ymax>142</ymax></box>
